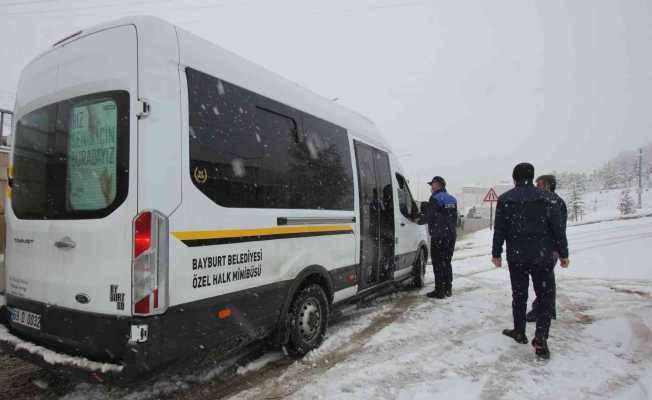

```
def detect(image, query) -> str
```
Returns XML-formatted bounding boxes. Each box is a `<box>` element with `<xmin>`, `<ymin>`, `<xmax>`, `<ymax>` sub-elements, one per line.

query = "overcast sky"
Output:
<box><xmin>1</xmin><ymin>0</ymin><xmax>651</xmax><ymax>195</ymax></box>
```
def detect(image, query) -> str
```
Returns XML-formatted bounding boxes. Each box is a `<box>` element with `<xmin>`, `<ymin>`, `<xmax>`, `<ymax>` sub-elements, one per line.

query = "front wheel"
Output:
<box><xmin>286</xmin><ymin>284</ymin><xmax>329</xmax><ymax>356</ymax></box>
<box><xmin>412</xmin><ymin>249</ymin><xmax>426</xmax><ymax>289</ymax></box>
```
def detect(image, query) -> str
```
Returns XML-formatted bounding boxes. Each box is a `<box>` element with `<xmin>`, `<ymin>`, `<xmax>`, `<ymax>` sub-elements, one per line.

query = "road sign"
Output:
<box><xmin>483</xmin><ymin>188</ymin><xmax>498</xmax><ymax>203</ymax></box>
<box><xmin>483</xmin><ymin>188</ymin><xmax>498</xmax><ymax>230</ymax></box>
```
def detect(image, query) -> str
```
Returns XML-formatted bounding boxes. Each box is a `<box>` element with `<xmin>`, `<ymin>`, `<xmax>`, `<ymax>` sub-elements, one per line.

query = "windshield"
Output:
<box><xmin>11</xmin><ymin>91</ymin><xmax>130</xmax><ymax>219</ymax></box>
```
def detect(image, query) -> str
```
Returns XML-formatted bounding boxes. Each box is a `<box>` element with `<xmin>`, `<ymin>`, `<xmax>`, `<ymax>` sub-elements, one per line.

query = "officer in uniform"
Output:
<box><xmin>526</xmin><ymin>174</ymin><xmax>568</xmax><ymax>323</ymax></box>
<box><xmin>492</xmin><ymin>163</ymin><xmax>569</xmax><ymax>359</ymax></box>
<box><xmin>419</xmin><ymin>176</ymin><xmax>458</xmax><ymax>299</ymax></box>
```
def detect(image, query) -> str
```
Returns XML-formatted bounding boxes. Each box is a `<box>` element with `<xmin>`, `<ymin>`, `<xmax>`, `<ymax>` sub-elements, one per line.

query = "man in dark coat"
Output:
<box><xmin>419</xmin><ymin>176</ymin><xmax>458</xmax><ymax>299</ymax></box>
<box><xmin>526</xmin><ymin>174</ymin><xmax>568</xmax><ymax>323</ymax></box>
<box><xmin>491</xmin><ymin>163</ymin><xmax>569</xmax><ymax>359</ymax></box>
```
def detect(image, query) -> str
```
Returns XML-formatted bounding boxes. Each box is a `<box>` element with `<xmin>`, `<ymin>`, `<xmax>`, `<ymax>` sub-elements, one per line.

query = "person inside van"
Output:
<box><xmin>380</xmin><ymin>184</ymin><xmax>395</xmax><ymax>280</ymax></box>
<box><xmin>418</xmin><ymin>176</ymin><xmax>458</xmax><ymax>299</ymax></box>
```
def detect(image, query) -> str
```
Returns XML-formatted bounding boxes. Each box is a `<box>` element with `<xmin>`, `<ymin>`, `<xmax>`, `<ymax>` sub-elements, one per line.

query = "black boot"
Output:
<box><xmin>427</xmin><ymin>284</ymin><xmax>446</xmax><ymax>299</ymax></box>
<box><xmin>445</xmin><ymin>282</ymin><xmax>452</xmax><ymax>297</ymax></box>
<box><xmin>502</xmin><ymin>329</ymin><xmax>528</xmax><ymax>344</ymax></box>
<box><xmin>532</xmin><ymin>336</ymin><xmax>550</xmax><ymax>359</ymax></box>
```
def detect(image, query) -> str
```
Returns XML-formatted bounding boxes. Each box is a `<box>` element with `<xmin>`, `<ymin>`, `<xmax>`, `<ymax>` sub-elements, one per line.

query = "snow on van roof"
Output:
<box><xmin>41</xmin><ymin>15</ymin><xmax>391</xmax><ymax>152</ymax></box>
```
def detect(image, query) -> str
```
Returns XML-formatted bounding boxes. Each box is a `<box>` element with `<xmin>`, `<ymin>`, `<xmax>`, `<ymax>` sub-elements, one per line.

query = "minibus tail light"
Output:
<box><xmin>132</xmin><ymin>211</ymin><xmax>169</xmax><ymax>316</ymax></box>
<box><xmin>134</xmin><ymin>212</ymin><xmax>151</xmax><ymax>258</ymax></box>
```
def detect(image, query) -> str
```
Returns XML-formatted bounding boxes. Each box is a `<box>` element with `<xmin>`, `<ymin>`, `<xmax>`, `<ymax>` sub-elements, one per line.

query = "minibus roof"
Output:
<box><xmin>29</xmin><ymin>15</ymin><xmax>391</xmax><ymax>152</ymax></box>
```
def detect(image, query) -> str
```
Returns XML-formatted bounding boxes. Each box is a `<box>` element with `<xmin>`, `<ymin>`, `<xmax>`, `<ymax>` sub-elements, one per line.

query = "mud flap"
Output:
<box><xmin>0</xmin><ymin>294</ymin><xmax>6</xmax><ymax>324</ymax></box>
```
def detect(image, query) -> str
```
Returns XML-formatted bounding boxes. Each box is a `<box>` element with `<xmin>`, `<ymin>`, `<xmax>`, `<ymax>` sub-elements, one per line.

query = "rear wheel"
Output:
<box><xmin>412</xmin><ymin>248</ymin><xmax>426</xmax><ymax>289</ymax></box>
<box><xmin>286</xmin><ymin>284</ymin><xmax>329</xmax><ymax>356</ymax></box>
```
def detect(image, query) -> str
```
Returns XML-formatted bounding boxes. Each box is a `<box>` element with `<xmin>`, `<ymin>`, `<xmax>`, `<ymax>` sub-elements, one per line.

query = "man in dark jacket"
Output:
<box><xmin>526</xmin><ymin>174</ymin><xmax>568</xmax><ymax>323</ymax></box>
<box><xmin>419</xmin><ymin>176</ymin><xmax>458</xmax><ymax>299</ymax></box>
<box><xmin>492</xmin><ymin>163</ymin><xmax>569</xmax><ymax>359</ymax></box>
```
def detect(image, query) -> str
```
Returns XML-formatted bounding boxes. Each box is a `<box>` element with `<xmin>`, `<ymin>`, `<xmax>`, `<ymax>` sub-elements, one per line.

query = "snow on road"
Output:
<box><xmin>226</xmin><ymin>217</ymin><xmax>652</xmax><ymax>400</ymax></box>
<box><xmin>2</xmin><ymin>217</ymin><xmax>651</xmax><ymax>400</ymax></box>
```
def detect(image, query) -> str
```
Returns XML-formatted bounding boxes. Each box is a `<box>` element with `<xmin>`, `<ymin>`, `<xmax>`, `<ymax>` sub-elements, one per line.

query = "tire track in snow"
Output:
<box><xmin>242</xmin><ymin>293</ymin><xmax>425</xmax><ymax>399</ymax></box>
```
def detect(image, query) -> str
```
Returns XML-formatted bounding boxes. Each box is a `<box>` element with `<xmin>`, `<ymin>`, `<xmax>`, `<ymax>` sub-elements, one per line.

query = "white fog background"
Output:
<box><xmin>1</xmin><ymin>0</ymin><xmax>651</xmax><ymax>195</ymax></box>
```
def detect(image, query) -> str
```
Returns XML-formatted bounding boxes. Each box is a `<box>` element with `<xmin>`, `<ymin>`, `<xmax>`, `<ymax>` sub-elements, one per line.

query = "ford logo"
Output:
<box><xmin>75</xmin><ymin>293</ymin><xmax>90</xmax><ymax>304</ymax></box>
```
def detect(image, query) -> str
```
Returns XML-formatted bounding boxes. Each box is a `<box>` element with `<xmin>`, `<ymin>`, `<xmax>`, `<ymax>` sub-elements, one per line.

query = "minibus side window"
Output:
<box><xmin>290</xmin><ymin>114</ymin><xmax>354</xmax><ymax>210</ymax></box>
<box><xmin>186</xmin><ymin>67</ymin><xmax>354</xmax><ymax>210</ymax></box>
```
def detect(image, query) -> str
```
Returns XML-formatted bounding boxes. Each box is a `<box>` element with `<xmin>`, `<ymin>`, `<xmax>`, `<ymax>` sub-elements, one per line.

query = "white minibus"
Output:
<box><xmin>0</xmin><ymin>16</ymin><xmax>428</xmax><ymax>379</ymax></box>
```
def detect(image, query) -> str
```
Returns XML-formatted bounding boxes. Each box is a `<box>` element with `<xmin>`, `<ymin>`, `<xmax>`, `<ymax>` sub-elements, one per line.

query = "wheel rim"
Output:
<box><xmin>298</xmin><ymin>297</ymin><xmax>321</xmax><ymax>341</ymax></box>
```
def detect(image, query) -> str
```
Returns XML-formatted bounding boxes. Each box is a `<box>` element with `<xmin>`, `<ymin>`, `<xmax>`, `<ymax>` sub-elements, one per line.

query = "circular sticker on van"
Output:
<box><xmin>193</xmin><ymin>167</ymin><xmax>208</xmax><ymax>184</ymax></box>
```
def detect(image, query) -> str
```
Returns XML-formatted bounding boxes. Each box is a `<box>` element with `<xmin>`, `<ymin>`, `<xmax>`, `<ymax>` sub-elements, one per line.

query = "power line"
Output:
<box><xmin>0</xmin><ymin>0</ymin><xmax>427</xmax><ymax>17</ymax></box>
<box><xmin>0</xmin><ymin>0</ymin><xmax>58</xmax><ymax>8</ymax></box>
<box><xmin>0</xmin><ymin>0</ymin><xmax>176</xmax><ymax>16</ymax></box>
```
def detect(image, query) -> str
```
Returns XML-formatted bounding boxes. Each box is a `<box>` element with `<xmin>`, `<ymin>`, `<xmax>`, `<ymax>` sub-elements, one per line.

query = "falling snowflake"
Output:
<box><xmin>231</xmin><ymin>158</ymin><xmax>246</xmax><ymax>177</ymax></box>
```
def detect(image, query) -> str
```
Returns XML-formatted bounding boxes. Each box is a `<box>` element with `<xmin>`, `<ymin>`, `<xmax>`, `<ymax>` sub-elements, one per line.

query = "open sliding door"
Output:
<box><xmin>354</xmin><ymin>141</ymin><xmax>395</xmax><ymax>291</ymax></box>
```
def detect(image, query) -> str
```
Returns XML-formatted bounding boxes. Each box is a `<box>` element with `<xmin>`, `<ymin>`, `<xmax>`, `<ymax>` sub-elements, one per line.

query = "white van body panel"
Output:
<box><xmin>171</xmin><ymin>76</ymin><xmax>357</xmax><ymax>305</ymax></box>
<box><xmin>169</xmin><ymin>27</ymin><xmax>383</xmax><ymax>307</ymax></box>
<box><xmin>7</xmin><ymin>25</ymin><xmax>138</xmax><ymax>315</ymax></box>
<box><xmin>390</xmin><ymin>153</ymin><xmax>422</xmax><ymax>276</ymax></box>
<box><xmin>136</xmin><ymin>20</ymin><xmax>182</xmax><ymax>216</ymax></box>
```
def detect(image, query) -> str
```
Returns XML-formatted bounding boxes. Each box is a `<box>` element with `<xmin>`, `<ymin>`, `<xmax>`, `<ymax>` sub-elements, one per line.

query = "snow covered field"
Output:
<box><xmin>216</xmin><ymin>216</ymin><xmax>652</xmax><ymax>400</ymax></box>
<box><xmin>565</xmin><ymin>187</ymin><xmax>652</xmax><ymax>226</ymax></box>
<box><xmin>1</xmin><ymin>216</ymin><xmax>651</xmax><ymax>400</ymax></box>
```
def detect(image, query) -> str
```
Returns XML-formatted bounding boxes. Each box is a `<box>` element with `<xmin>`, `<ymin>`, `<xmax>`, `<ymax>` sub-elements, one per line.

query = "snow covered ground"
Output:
<box><xmin>2</xmin><ymin>217</ymin><xmax>651</xmax><ymax>400</ymax></box>
<box><xmin>221</xmin><ymin>216</ymin><xmax>652</xmax><ymax>400</ymax></box>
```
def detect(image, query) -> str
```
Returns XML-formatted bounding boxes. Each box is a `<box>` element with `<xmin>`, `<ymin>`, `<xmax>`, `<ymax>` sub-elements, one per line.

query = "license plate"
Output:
<box><xmin>9</xmin><ymin>307</ymin><xmax>41</xmax><ymax>330</ymax></box>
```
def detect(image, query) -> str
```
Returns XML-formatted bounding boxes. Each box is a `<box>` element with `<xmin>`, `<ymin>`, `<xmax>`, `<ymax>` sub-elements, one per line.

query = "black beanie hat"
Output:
<box><xmin>512</xmin><ymin>163</ymin><xmax>535</xmax><ymax>183</ymax></box>
<box><xmin>427</xmin><ymin>176</ymin><xmax>446</xmax><ymax>187</ymax></box>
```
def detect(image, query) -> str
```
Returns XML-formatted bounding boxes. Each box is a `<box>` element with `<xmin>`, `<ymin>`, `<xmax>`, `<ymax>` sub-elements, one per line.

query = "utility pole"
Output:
<box><xmin>638</xmin><ymin>148</ymin><xmax>643</xmax><ymax>209</ymax></box>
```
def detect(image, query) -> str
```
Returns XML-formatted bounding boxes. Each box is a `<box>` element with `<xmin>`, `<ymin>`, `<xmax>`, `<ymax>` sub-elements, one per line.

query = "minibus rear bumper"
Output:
<box><xmin>0</xmin><ymin>295</ymin><xmax>167</xmax><ymax>382</ymax></box>
<box><xmin>0</xmin><ymin>325</ymin><xmax>126</xmax><ymax>382</ymax></box>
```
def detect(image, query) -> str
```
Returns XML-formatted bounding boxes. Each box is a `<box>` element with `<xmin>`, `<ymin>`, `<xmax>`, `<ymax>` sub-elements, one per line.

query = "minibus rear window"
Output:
<box><xmin>12</xmin><ymin>91</ymin><xmax>129</xmax><ymax>219</ymax></box>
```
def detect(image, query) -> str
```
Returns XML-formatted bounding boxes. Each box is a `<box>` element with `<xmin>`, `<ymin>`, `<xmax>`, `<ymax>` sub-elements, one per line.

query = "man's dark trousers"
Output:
<box><xmin>431</xmin><ymin>238</ymin><xmax>455</xmax><ymax>289</ymax></box>
<box><xmin>531</xmin><ymin>257</ymin><xmax>557</xmax><ymax>320</ymax></box>
<box><xmin>508</xmin><ymin>262</ymin><xmax>555</xmax><ymax>339</ymax></box>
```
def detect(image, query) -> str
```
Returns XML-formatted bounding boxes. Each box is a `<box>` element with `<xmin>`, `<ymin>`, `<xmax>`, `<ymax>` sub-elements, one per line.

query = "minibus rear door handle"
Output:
<box><xmin>54</xmin><ymin>236</ymin><xmax>76</xmax><ymax>249</ymax></box>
